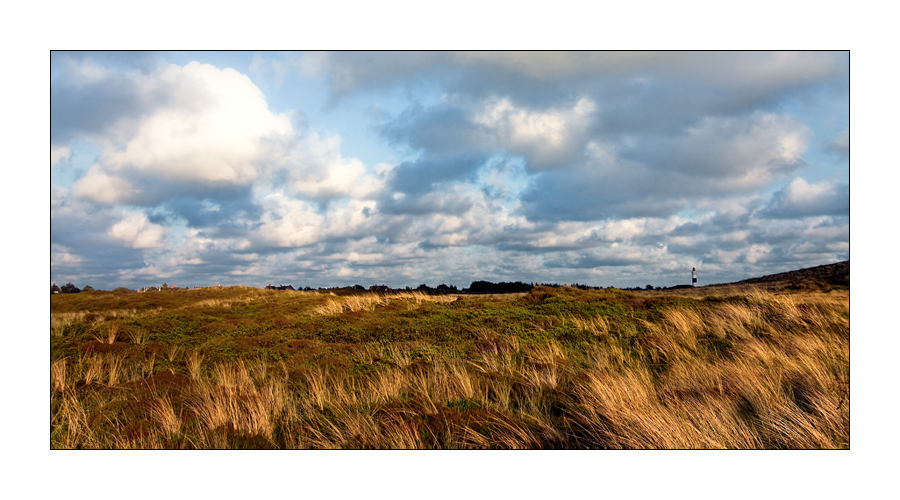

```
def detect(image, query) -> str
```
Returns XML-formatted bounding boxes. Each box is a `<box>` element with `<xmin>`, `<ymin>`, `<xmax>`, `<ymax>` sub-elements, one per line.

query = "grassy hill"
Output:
<box><xmin>728</xmin><ymin>260</ymin><xmax>849</xmax><ymax>288</ymax></box>
<box><xmin>50</xmin><ymin>265</ymin><xmax>850</xmax><ymax>449</ymax></box>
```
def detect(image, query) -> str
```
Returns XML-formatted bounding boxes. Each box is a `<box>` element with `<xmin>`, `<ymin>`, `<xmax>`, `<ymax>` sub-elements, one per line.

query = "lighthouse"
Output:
<box><xmin>692</xmin><ymin>267</ymin><xmax>698</xmax><ymax>287</ymax></box>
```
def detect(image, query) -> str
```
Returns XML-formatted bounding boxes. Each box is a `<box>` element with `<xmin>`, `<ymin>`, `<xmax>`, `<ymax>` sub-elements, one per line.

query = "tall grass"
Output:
<box><xmin>314</xmin><ymin>291</ymin><xmax>458</xmax><ymax>315</ymax></box>
<box><xmin>50</xmin><ymin>311</ymin><xmax>87</xmax><ymax>337</ymax></box>
<box><xmin>51</xmin><ymin>286</ymin><xmax>849</xmax><ymax>449</ymax></box>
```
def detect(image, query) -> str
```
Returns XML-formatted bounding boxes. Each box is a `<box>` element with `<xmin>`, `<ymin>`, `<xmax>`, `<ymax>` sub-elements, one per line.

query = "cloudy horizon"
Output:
<box><xmin>50</xmin><ymin>51</ymin><xmax>849</xmax><ymax>290</ymax></box>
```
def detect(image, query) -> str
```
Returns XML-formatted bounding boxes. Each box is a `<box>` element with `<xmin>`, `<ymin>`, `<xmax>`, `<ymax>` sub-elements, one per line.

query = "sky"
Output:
<box><xmin>50</xmin><ymin>51</ymin><xmax>849</xmax><ymax>290</ymax></box>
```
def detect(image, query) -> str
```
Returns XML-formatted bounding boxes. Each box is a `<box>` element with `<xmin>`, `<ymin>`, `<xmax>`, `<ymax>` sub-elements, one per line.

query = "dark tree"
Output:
<box><xmin>464</xmin><ymin>281</ymin><xmax>534</xmax><ymax>294</ymax></box>
<box><xmin>60</xmin><ymin>282</ymin><xmax>80</xmax><ymax>293</ymax></box>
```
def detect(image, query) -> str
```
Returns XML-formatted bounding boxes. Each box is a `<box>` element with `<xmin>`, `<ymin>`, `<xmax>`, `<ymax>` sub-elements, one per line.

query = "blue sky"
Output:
<box><xmin>50</xmin><ymin>51</ymin><xmax>849</xmax><ymax>290</ymax></box>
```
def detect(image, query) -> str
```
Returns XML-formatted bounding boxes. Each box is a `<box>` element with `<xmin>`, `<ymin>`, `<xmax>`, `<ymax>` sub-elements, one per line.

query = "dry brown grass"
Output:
<box><xmin>101</xmin><ymin>309</ymin><xmax>140</xmax><ymax>320</ymax></box>
<box><xmin>568</xmin><ymin>314</ymin><xmax>609</xmax><ymax>337</ymax></box>
<box><xmin>186</xmin><ymin>350</ymin><xmax>204</xmax><ymax>380</ymax></box>
<box><xmin>51</xmin><ymin>286</ymin><xmax>849</xmax><ymax>449</ymax></box>
<box><xmin>51</xmin><ymin>311</ymin><xmax>87</xmax><ymax>337</ymax></box>
<box><xmin>148</xmin><ymin>397</ymin><xmax>182</xmax><ymax>437</ymax></box>
<box><xmin>125</xmin><ymin>327</ymin><xmax>146</xmax><ymax>345</ymax></box>
<box><xmin>51</xmin><ymin>359</ymin><xmax>68</xmax><ymax>393</ymax></box>
<box><xmin>80</xmin><ymin>354</ymin><xmax>105</xmax><ymax>386</ymax></box>
<box><xmin>314</xmin><ymin>291</ymin><xmax>459</xmax><ymax>315</ymax></box>
<box><xmin>566</xmin><ymin>290</ymin><xmax>849</xmax><ymax>449</ymax></box>
<box><xmin>92</xmin><ymin>323</ymin><xmax>120</xmax><ymax>344</ymax></box>
<box><xmin>193</xmin><ymin>298</ymin><xmax>242</xmax><ymax>309</ymax></box>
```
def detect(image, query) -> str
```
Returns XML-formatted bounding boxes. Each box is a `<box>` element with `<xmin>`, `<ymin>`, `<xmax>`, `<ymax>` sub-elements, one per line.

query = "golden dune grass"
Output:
<box><xmin>314</xmin><ymin>291</ymin><xmax>459</xmax><ymax>315</ymax></box>
<box><xmin>51</xmin><ymin>287</ymin><xmax>849</xmax><ymax>449</ymax></box>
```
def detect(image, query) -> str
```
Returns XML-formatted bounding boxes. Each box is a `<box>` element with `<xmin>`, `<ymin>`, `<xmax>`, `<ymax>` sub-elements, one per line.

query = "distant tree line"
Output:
<box><xmin>416</xmin><ymin>283</ymin><xmax>459</xmax><ymax>294</ymax></box>
<box><xmin>462</xmin><ymin>281</ymin><xmax>534</xmax><ymax>294</ymax></box>
<box><xmin>279</xmin><ymin>282</ymin><xmax>544</xmax><ymax>295</ymax></box>
<box><xmin>54</xmin><ymin>280</ymin><xmax>694</xmax><ymax>297</ymax></box>
<box><xmin>462</xmin><ymin>281</ymin><xmax>611</xmax><ymax>294</ymax></box>
<box><xmin>615</xmin><ymin>284</ymin><xmax>694</xmax><ymax>291</ymax></box>
<box><xmin>52</xmin><ymin>282</ymin><xmax>95</xmax><ymax>294</ymax></box>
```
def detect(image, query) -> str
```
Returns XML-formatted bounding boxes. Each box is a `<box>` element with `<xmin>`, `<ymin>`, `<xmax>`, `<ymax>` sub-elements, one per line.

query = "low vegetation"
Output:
<box><xmin>50</xmin><ymin>282</ymin><xmax>849</xmax><ymax>449</ymax></box>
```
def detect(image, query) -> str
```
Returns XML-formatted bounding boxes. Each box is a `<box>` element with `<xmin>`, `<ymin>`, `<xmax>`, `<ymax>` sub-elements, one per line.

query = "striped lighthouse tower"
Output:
<box><xmin>692</xmin><ymin>267</ymin><xmax>698</xmax><ymax>287</ymax></box>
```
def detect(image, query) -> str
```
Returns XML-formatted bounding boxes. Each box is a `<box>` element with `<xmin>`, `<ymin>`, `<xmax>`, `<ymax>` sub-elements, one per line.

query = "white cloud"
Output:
<box><xmin>708</xmin><ymin>248</ymin><xmax>742</xmax><ymax>264</ymax></box>
<box><xmin>73</xmin><ymin>62</ymin><xmax>293</xmax><ymax>203</ymax></box>
<box><xmin>764</xmin><ymin>177</ymin><xmax>849</xmax><ymax>218</ymax></box>
<box><xmin>109</xmin><ymin>212</ymin><xmax>166</xmax><ymax>249</ymax></box>
<box><xmin>108</xmin><ymin>63</ymin><xmax>292</xmax><ymax>182</ymax></box>
<box><xmin>282</xmin><ymin>133</ymin><xmax>386</xmax><ymax>200</ymax></box>
<box><xmin>134</xmin><ymin>265</ymin><xmax>163</xmax><ymax>277</ymax></box>
<box><xmin>73</xmin><ymin>165</ymin><xmax>137</xmax><ymax>202</ymax></box>
<box><xmin>782</xmin><ymin>178</ymin><xmax>833</xmax><ymax>204</ymax></box>
<box><xmin>680</xmin><ymin>112</ymin><xmax>812</xmax><ymax>187</ymax></box>
<box><xmin>67</xmin><ymin>60</ymin><xmax>388</xmax><ymax>207</ymax></box>
<box><xmin>595</xmin><ymin>218</ymin><xmax>647</xmax><ymax>241</ymax></box>
<box><xmin>336</xmin><ymin>267</ymin><xmax>356</xmax><ymax>277</ymax></box>
<box><xmin>322</xmin><ymin>199</ymin><xmax>380</xmax><ymax>239</ymax></box>
<box><xmin>745</xmin><ymin>244</ymin><xmax>773</xmax><ymax>264</ymax></box>
<box><xmin>51</xmin><ymin>52</ymin><xmax>849</xmax><ymax>290</ymax></box>
<box><xmin>474</xmin><ymin>97</ymin><xmax>595</xmax><ymax>170</ymax></box>
<box><xmin>64</xmin><ymin>57</ymin><xmax>112</xmax><ymax>87</ymax></box>
<box><xmin>51</xmin><ymin>146</ymin><xmax>71</xmax><ymax>168</ymax></box>
<box><xmin>255</xmin><ymin>193</ymin><xmax>325</xmax><ymax>247</ymax></box>
<box><xmin>51</xmin><ymin>244</ymin><xmax>82</xmax><ymax>267</ymax></box>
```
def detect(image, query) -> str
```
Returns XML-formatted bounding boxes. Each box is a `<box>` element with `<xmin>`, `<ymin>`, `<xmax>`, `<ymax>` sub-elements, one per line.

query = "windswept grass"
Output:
<box><xmin>314</xmin><ymin>291</ymin><xmax>459</xmax><ymax>315</ymax></box>
<box><xmin>51</xmin><ymin>284</ymin><xmax>849</xmax><ymax>449</ymax></box>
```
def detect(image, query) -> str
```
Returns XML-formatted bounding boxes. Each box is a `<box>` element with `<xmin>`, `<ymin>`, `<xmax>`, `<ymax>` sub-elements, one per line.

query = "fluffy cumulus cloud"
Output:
<box><xmin>516</xmin><ymin>111</ymin><xmax>813</xmax><ymax>222</ymax></box>
<box><xmin>281</xmin><ymin>134</ymin><xmax>389</xmax><ymax>201</ymax></box>
<box><xmin>763</xmin><ymin>178</ymin><xmax>850</xmax><ymax>218</ymax></box>
<box><xmin>473</xmin><ymin>97</ymin><xmax>597</xmax><ymax>170</ymax></box>
<box><xmin>51</xmin><ymin>51</ymin><xmax>850</xmax><ymax>290</ymax></box>
<box><xmin>51</xmin><ymin>146</ymin><xmax>71</xmax><ymax>168</ymax></box>
<box><xmin>70</xmin><ymin>62</ymin><xmax>294</xmax><ymax>204</ymax></box>
<box><xmin>628</xmin><ymin>112</ymin><xmax>812</xmax><ymax>185</ymax></box>
<box><xmin>108</xmin><ymin>212</ymin><xmax>167</xmax><ymax>249</ymax></box>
